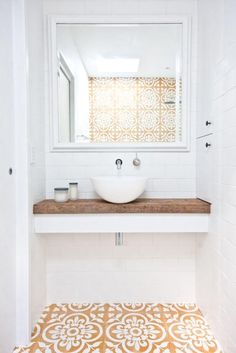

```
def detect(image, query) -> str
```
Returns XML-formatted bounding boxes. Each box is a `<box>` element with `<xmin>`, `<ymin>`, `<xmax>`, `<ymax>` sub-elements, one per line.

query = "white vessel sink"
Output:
<box><xmin>91</xmin><ymin>176</ymin><xmax>147</xmax><ymax>203</ymax></box>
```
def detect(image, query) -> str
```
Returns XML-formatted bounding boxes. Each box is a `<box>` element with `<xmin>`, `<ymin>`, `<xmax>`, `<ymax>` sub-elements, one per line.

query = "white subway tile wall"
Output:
<box><xmin>196</xmin><ymin>0</ymin><xmax>236</xmax><ymax>352</ymax></box>
<box><xmin>45</xmin><ymin>153</ymin><xmax>197</xmax><ymax>199</ymax></box>
<box><xmin>46</xmin><ymin>233</ymin><xmax>196</xmax><ymax>303</ymax></box>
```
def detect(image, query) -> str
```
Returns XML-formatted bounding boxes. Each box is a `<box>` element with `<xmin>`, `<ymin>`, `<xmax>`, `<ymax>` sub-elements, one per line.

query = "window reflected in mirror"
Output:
<box><xmin>57</xmin><ymin>54</ymin><xmax>75</xmax><ymax>143</ymax></box>
<box><xmin>56</xmin><ymin>24</ymin><xmax>183</xmax><ymax>145</ymax></box>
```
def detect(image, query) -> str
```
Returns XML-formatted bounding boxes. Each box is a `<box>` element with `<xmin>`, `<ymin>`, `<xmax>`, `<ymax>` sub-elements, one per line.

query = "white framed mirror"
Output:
<box><xmin>47</xmin><ymin>16</ymin><xmax>191</xmax><ymax>152</ymax></box>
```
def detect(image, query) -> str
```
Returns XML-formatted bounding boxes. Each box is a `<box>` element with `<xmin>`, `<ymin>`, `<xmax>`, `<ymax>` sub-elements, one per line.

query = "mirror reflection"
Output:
<box><xmin>56</xmin><ymin>24</ymin><xmax>183</xmax><ymax>144</ymax></box>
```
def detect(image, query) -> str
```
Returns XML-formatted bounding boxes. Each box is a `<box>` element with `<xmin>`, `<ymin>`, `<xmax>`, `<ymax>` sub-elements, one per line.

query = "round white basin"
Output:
<box><xmin>91</xmin><ymin>176</ymin><xmax>147</xmax><ymax>203</ymax></box>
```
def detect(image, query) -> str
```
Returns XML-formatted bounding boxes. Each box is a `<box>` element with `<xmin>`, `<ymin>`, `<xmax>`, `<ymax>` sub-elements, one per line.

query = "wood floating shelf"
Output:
<box><xmin>33</xmin><ymin>198</ymin><xmax>210</xmax><ymax>215</ymax></box>
<box><xmin>33</xmin><ymin>198</ymin><xmax>210</xmax><ymax>234</ymax></box>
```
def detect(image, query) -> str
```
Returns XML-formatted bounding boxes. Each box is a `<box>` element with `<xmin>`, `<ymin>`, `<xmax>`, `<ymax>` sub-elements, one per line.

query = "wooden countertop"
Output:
<box><xmin>33</xmin><ymin>198</ymin><xmax>210</xmax><ymax>214</ymax></box>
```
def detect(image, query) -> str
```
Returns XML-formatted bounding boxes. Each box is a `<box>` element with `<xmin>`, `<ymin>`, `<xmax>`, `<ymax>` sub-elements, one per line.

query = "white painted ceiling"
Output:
<box><xmin>57</xmin><ymin>24</ymin><xmax>182</xmax><ymax>77</ymax></box>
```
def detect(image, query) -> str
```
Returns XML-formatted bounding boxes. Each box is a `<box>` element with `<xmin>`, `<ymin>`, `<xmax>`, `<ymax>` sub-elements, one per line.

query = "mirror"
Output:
<box><xmin>49</xmin><ymin>19</ymin><xmax>189</xmax><ymax>151</ymax></box>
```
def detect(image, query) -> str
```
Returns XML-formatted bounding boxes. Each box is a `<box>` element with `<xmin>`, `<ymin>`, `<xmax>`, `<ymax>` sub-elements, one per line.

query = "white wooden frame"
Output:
<box><xmin>47</xmin><ymin>15</ymin><xmax>191</xmax><ymax>152</ymax></box>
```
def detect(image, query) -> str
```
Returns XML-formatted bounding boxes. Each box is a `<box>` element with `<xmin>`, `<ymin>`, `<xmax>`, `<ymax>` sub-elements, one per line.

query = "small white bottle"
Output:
<box><xmin>54</xmin><ymin>188</ymin><xmax>69</xmax><ymax>202</ymax></box>
<box><xmin>69</xmin><ymin>182</ymin><xmax>78</xmax><ymax>200</ymax></box>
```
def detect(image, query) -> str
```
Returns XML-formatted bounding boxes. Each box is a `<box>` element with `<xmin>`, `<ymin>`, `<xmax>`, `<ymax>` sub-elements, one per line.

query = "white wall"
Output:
<box><xmin>42</xmin><ymin>0</ymin><xmax>198</xmax><ymax>305</ymax></box>
<box><xmin>0</xmin><ymin>1</ymin><xmax>16</xmax><ymax>351</ymax></box>
<box><xmin>196</xmin><ymin>0</ymin><xmax>236</xmax><ymax>352</ymax></box>
<box><xmin>0</xmin><ymin>0</ymin><xmax>45</xmax><ymax>347</ymax></box>
<box><xmin>3</xmin><ymin>0</ymin><xmax>47</xmax><ymax>346</ymax></box>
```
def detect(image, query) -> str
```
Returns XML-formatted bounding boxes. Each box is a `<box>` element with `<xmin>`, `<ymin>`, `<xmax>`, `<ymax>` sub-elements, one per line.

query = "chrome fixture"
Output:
<box><xmin>133</xmin><ymin>153</ymin><xmax>141</xmax><ymax>167</ymax></box>
<box><xmin>115</xmin><ymin>158</ymin><xmax>123</xmax><ymax>170</ymax></box>
<box><xmin>115</xmin><ymin>232</ymin><xmax>123</xmax><ymax>246</ymax></box>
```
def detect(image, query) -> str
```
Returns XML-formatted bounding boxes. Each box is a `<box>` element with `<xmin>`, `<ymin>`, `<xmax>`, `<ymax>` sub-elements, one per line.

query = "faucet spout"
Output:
<box><xmin>115</xmin><ymin>159</ymin><xmax>123</xmax><ymax>170</ymax></box>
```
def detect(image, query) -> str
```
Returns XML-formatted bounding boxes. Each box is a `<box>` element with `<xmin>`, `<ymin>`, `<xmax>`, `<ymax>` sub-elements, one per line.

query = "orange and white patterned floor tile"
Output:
<box><xmin>14</xmin><ymin>303</ymin><xmax>222</xmax><ymax>353</ymax></box>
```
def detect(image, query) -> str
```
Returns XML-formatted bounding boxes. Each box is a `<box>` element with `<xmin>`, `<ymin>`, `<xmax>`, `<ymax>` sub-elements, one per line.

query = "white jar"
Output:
<box><xmin>69</xmin><ymin>182</ymin><xmax>78</xmax><ymax>200</ymax></box>
<box><xmin>54</xmin><ymin>188</ymin><xmax>69</xmax><ymax>202</ymax></box>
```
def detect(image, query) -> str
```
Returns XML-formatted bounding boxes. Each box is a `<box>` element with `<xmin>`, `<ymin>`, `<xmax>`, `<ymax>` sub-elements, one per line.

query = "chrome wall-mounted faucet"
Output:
<box><xmin>115</xmin><ymin>158</ymin><xmax>123</xmax><ymax>170</ymax></box>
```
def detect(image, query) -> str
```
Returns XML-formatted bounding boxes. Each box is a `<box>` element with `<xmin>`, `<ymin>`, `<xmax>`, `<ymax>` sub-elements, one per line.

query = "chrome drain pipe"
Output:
<box><xmin>115</xmin><ymin>232</ymin><xmax>124</xmax><ymax>246</ymax></box>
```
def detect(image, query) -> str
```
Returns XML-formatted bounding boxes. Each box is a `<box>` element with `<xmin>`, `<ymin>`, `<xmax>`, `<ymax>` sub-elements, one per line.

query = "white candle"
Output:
<box><xmin>54</xmin><ymin>188</ymin><xmax>69</xmax><ymax>202</ymax></box>
<box><xmin>69</xmin><ymin>182</ymin><xmax>78</xmax><ymax>200</ymax></box>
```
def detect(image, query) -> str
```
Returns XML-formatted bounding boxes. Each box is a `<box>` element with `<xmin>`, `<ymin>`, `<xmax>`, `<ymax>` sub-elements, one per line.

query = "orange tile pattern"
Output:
<box><xmin>14</xmin><ymin>303</ymin><xmax>222</xmax><ymax>353</ymax></box>
<box><xmin>89</xmin><ymin>77</ymin><xmax>182</xmax><ymax>143</ymax></box>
